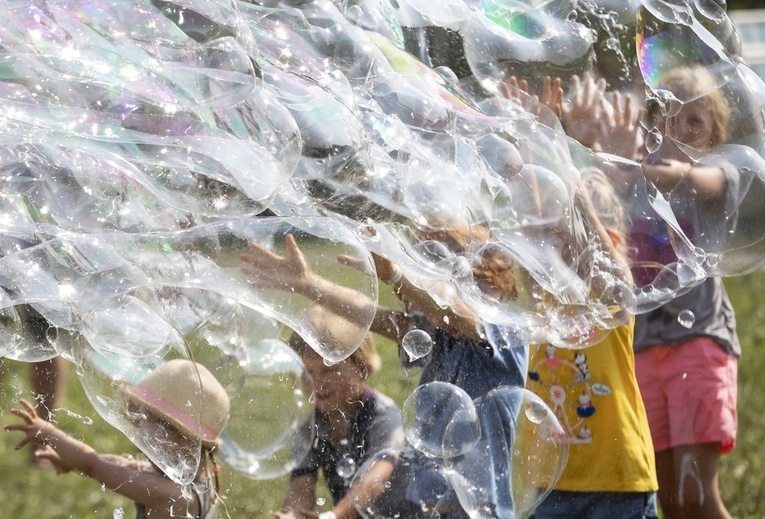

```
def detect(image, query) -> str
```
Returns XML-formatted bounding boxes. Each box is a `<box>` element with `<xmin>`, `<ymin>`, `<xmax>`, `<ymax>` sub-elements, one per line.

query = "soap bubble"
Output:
<box><xmin>1</xmin><ymin>2</ymin><xmax>765</xmax><ymax>514</ymax></box>
<box><xmin>217</xmin><ymin>337</ymin><xmax>315</xmax><ymax>480</ymax></box>
<box><xmin>401</xmin><ymin>329</ymin><xmax>433</xmax><ymax>361</ymax></box>
<box><xmin>402</xmin><ymin>381</ymin><xmax>481</xmax><ymax>458</ymax></box>
<box><xmin>677</xmin><ymin>309</ymin><xmax>695</xmax><ymax>329</ymax></box>
<box><xmin>350</xmin><ymin>449</ymin><xmax>441</xmax><ymax>518</ymax></box>
<box><xmin>637</xmin><ymin>1</ymin><xmax>737</xmax><ymax>101</ymax></box>
<box><xmin>70</xmin><ymin>337</ymin><xmax>204</xmax><ymax>485</ymax></box>
<box><xmin>336</xmin><ymin>455</ymin><xmax>358</xmax><ymax>479</ymax></box>
<box><xmin>444</xmin><ymin>387</ymin><xmax>568</xmax><ymax>519</ymax></box>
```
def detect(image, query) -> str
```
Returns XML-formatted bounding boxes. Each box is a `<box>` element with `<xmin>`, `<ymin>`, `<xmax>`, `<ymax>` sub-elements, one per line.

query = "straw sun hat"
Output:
<box><xmin>125</xmin><ymin>359</ymin><xmax>230</xmax><ymax>448</ymax></box>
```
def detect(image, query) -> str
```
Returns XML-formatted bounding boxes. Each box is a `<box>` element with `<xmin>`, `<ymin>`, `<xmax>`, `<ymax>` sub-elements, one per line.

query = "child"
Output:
<box><xmin>628</xmin><ymin>68</ymin><xmax>740</xmax><ymax>519</ymax></box>
<box><xmin>510</xmin><ymin>66</ymin><xmax>740</xmax><ymax>518</ymax></box>
<box><xmin>276</xmin><ymin>305</ymin><xmax>404</xmax><ymax>519</ymax></box>
<box><xmin>242</xmin><ymin>223</ymin><xmax>528</xmax><ymax>518</ymax></box>
<box><xmin>5</xmin><ymin>359</ymin><xmax>229</xmax><ymax>519</ymax></box>
<box><xmin>526</xmin><ymin>167</ymin><xmax>659</xmax><ymax>519</ymax></box>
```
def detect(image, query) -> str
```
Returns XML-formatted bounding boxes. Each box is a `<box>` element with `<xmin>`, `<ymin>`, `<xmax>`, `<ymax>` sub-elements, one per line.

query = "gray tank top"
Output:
<box><xmin>633</xmin><ymin>277</ymin><xmax>740</xmax><ymax>357</ymax></box>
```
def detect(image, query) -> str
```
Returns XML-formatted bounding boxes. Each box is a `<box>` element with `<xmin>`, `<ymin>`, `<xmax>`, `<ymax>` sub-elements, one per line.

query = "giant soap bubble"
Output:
<box><xmin>1</xmin><ymin>0</ymin><xmax>764</xmax><ymax>515</ymax></box>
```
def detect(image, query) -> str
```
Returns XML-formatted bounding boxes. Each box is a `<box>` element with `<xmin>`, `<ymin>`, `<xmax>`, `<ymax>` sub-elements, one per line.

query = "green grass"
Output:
<box><xmin>0</xmin><ymin>272</ymin><xmax>763</xmax><ymax>518</ymax></box>
<box><xmin>719</xmin><ymin>271</ymin><xmax>765</xmax><ymax>518</ymax></box>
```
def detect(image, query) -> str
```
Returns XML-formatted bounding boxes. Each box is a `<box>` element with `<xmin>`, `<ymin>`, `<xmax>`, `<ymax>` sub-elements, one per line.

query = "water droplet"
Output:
<box><xmin>402</xmin><ymin>329</ymin><xmax>433</xmax><ymax>361</ymax></box>
<box><xmin>677</xmin><ymin>309</ymin><xmax>695</xmax><ymax>329</ymax></box>
<box><xmin>336</xmin><ymin>456</ymin><xmax>356</xmax><ymax>478</ymax></box>
<box><xmin>316</xmin><ymin>497</ymin><xmax>326</xmax><ymax>506</ymax></box>
<box><xmin>645</xmin><ymin>128</ymin><xmax>663</xmax><ymax>153</ymax></box>
<box><xmin>113</xmin><ymin>508</ymin><xmax>125</xmax><ymax>519</ymax></box>
<box><xmin>525</xmin><ymin>400</ymin><xmax>548</xmax><ymax>424</ymax></box>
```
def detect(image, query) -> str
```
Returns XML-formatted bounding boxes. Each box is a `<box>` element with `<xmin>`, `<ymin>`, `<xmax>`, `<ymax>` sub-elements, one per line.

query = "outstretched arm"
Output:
<box><xmin>5</xmin><ymin>399</ymin><xmax>192</xmax><ymax>512</ymax></box>
<box><xmin>276</xmin><ymin>473</ymin><xmax>318</xmax><ymax>518</ymax></box>
<box><xmin>339</xmin><ymin>251</ymin><xmax>485</xmax><ymax>342</ymax></box>
<box><xmin>242</xmin><ymin>233</ymin><xmax>486</xmax><ymax>343</ymax></box>
<box><xmin>241</xmin><ymin>234</ymin><xmax>408</xmax><ymax>343</ymax></box>
<box><xmin>641</xmin><ymin>157</ymin><xmax>727</xmax><ymax>198</ymax></box>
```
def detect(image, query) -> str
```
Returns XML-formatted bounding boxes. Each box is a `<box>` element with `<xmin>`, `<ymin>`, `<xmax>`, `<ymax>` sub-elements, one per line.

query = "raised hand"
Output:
<box><xmin>4</xmin><ymin>399</ymin><xmax>57</xmax><ymax>450</ymax></box>
<box><xmin>560</xmin><ymin>73</ymin><xmax>610</xmax><ymax>149</ymax></box>
<box><xmin>500</xmin><ymin>76</ymin><xmax>563</xmax><ymax>119</ymax></box>
<box><xmin>240</xmin><ymin>233</ymin><xmax>313</xmax><ymax>293</ymax></box>
<box><xmin>598</xmin><ymin>90</ymin><xmax>643</xmax><ymax>159</ymax></box>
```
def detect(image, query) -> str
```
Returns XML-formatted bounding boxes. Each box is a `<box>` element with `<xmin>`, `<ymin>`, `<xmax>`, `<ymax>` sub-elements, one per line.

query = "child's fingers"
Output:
<box><xmin>603</xmin><ymin>98</ymin><xmax>616</xmax><ymax>127</ymax></box>
<box><xmin>13</xmin><ymin>435</ymin><xmax>34</xmax><ymax>450</ymax></box>
<box><xmin>283</xmin><ymin>233</ymin><xmax>303</xmax><ymax>259</ymax></box>
<box><xmin>500</xmin><ymin>81</ymin><xmax>512</xmax><ymax>100</ymax></box>
<box><xmin>611</xmin><ymin>91</ymin><xmax>623</xmax><ymax>125</ymax></box>
<box><xmin>4</xmin><ymin>423</ymin><xmax>25</xmax><ymax>434</ymax></box>
<box><xmin>34</xmin><ymin>446</ymin><xmax>66</xmax><ymax>473</ymax></box>
<box><xmin>635</xmin><ymin>107</ymin><xmax>645</xmax><ymax>128</ymax></box>
<box><xmin>8</xmin><ymin>407</ymin><xmax>34</xmax><ymax>423</ymax></box>
<box><xmin>596</xmin><ymin>77</ymin><xmax>607</xmax><ymax>95</ymax></box>
<box><xmin>336</xmin><ymin>254</ymin><xmax>368</xmax><ymax>274</ymax></box>
<box><xmin>569</xmin><ymin>75</ymin><xmax>581</xmax><ymax>103</ymax></box>
<box><xmin>623</xmin><ymin>94</ymin><xmax>634</xmax><ymax>122</ymax></box>
<box><xmin>540</xmin><ymin>76</ymin><xmax>551</xmax><ymax>102</ymax></box>
<box><xmin>18</xmin><ymin>399</ymin><xmax>37</xmax><ymax>415</ymax></box>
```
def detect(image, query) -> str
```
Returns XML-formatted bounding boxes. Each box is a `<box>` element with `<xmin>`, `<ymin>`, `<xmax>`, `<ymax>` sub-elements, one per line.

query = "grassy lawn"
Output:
<box><xmin>0</xmin><ymin>271</ymin><xmax>763</xmax><ymax>518</ymax></box>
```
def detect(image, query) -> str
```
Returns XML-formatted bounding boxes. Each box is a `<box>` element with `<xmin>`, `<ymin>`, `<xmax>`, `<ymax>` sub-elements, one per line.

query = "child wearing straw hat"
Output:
<box><xmin>5</xmin><ymin>359</ymin><xmax>229</xmax><ymax>519</ymax></box>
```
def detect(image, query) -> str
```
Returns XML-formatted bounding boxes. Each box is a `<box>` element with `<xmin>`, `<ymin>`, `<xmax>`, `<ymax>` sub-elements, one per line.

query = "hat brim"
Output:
<box><xmin>123</xmin><ymin>385</ymin><xmax>221</xmax><ymax>449</ymax></box>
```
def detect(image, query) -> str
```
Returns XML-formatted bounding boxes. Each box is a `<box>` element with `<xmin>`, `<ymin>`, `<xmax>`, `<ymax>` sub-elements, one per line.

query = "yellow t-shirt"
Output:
<box><xmin>525</xmin><ymin>319</ymin><xmax>658</xmax><ymax>492</ymax></box>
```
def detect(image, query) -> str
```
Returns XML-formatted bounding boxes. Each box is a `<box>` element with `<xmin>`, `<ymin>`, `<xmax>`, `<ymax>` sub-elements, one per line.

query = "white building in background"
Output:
<box><xmin>730</xmin><ymin>9</ymin><xmax>765</xmax><ymax>79</ymax></box>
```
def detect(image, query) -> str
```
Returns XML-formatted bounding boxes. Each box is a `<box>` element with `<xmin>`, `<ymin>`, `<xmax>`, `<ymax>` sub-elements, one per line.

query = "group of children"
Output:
<box><xmin>3</xmin><ymin>60</ymin><xmax>740</xmax><ymax>519</ymax></box>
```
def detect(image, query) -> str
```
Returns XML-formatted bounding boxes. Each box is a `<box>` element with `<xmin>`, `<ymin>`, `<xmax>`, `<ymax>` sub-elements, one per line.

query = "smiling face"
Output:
<box><xmin>650</xmin><ymin>67</ymin><xmax>730</xmax><ymax>152</ymax></box>
<box><xmin>301</xmin><ymin>349</ymin><xmax>366</xmax><ymax>415</ymax></box>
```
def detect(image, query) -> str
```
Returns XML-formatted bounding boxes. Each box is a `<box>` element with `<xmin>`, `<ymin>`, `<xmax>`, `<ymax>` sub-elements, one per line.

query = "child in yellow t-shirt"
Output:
<box><xmin>527</xmin><ymin>168</ymin><xmax>659</xmax><ymax>518</ymax></box>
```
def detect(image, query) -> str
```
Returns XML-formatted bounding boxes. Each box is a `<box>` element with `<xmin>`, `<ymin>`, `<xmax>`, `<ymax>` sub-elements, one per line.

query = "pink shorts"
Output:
<box><xmin>635</xmin><ymin>337</ymin><xmax>738</xmax><ymax>454</ymax></box>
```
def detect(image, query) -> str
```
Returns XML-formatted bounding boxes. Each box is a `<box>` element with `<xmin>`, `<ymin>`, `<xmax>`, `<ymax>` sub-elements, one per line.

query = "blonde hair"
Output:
<box><xmin>289</xmin><ymin>306</ymin><xmax>381</xmax><ymax>377</ymax></box>
<box><xmin>581</xmin><ymin>167</ymin><xmax>628</xmax><ymax>258</ymax></box>
<box><xmin>647</xmin><ymin>66</ymin><xmax>731</xmax><ymax>147</ymax></box>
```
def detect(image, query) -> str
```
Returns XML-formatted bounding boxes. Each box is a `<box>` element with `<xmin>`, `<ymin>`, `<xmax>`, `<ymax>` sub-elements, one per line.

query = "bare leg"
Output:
<box><xmin>673</xmin><ymin>443</ymin><xmax>731</xmax><ymax>519</ymax></box>
<box><xmin>656</xmin><ymin>449</ymin><xmax>682</xmax><ymax>519</ymax></box>
<box><xmin>655</xmin><ymin>444</ymin><xmax>732</xmax><ymax>519</ymax></box>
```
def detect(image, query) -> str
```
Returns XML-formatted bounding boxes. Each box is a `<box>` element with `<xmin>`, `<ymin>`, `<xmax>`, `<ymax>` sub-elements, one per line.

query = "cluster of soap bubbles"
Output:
<box><xmin>1</xmin><ymin>0</ymin><xmax>764</xmax><ymax>513</ymax></box>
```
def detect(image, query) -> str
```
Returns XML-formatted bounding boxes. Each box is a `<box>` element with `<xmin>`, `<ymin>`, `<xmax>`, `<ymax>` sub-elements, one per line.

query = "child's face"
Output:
<box><xmin>667</xmin><ymin>99</ymin><xmax>715</xmax><ymax>150</ymax></box>
<box><xmin>128</xmin><ymin>402</ymin><xmax>196</xmax><ymax>450</ymax></box>
<box><xmin>302</xmin><ymin>350</ymin><xmax>366</xmax><ymax>415</ymax></box>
